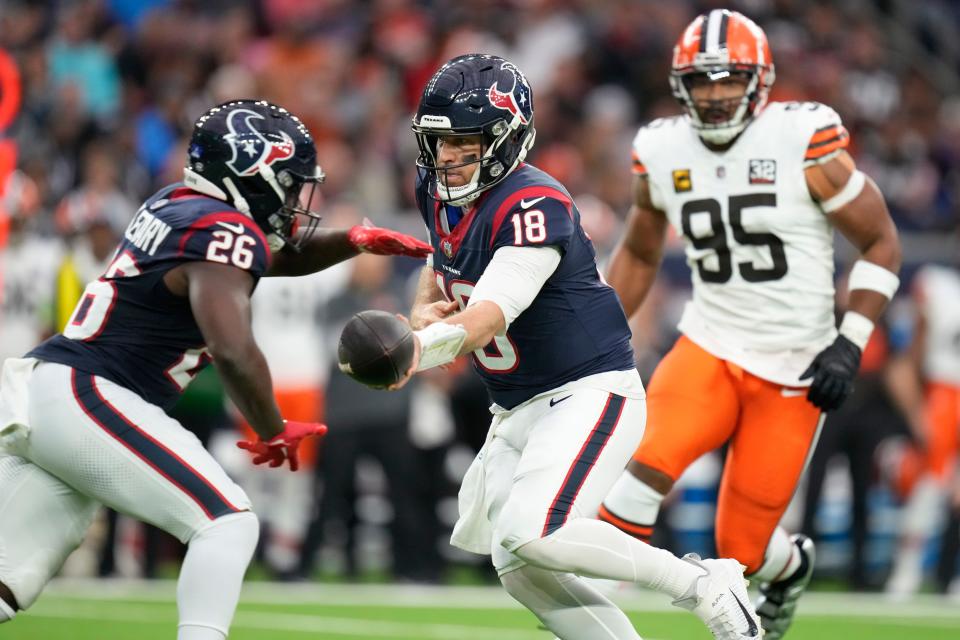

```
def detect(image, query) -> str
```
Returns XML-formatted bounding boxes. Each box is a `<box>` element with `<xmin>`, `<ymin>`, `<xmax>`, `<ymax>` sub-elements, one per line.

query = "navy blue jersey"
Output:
<box><xmin>29</xmin><ymin>185</ymin><xmax>271</xmax><ymax>410</ymax></box>
<box><xmin>417</xmin><ymin>164</ymin><xmax>635</xmax><ymax>409</ymax></box>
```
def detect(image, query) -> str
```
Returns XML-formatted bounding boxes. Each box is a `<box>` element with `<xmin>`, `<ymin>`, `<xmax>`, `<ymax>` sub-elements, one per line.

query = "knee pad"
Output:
<box><xmin>0</xmin><ymin>457</ymin><xmax>97</xmax><ymax>610</ymax></box>
<box><xmin>190</xmin><ymin>510</ymin><xmax>260</xmax><ymax>555</ymax></box>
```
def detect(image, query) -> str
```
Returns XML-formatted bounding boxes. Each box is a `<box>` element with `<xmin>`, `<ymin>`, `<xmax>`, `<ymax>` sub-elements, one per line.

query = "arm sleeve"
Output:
<box><xmin>803</xmin><ymin>104</ymin><xmax>850</xmax><ymax>167</ymax></box>
<box><xmin>491</xmin><ymin>196</ymin><xmax>575</xmax><ymax>253</ymax></box>
<box><xmin>467</xmin><ymin>245</ymin><xmax>562</xmax><ymax>329</ymax></box>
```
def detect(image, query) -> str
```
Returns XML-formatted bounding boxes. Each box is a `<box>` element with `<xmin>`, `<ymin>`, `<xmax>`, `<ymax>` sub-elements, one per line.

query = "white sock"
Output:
<box><xmin>754</xmin><ymin>527</ymin><xmax>800</xmax><ymax>582</ymax></box>
<box><xmin>177</xmin><ymin>511</ymin><xmax>259</xmax><ymax>640</ymax></box>
<box><xmin>501</xmin><ymin>565</ymin><xmax>642</xmax><ymax>640</ymax></box>
<box><xmin>602</xmin><ymin>471</ymin><xmax>664</xmax><ymax>527</ymax></box>
<box><xmin>513</xmin><ymin>518</ymin><xmax>702</xmax><ymax>600</ymax></box>
<box><xmin>902</xmin><ymin>475</ymin><xmax>945</xmax><ymax>538</ymax></box>
<box><xmin>0</xmin><ymin>596</ymin><xmax>15</xmax><ymax>622</ymax></box>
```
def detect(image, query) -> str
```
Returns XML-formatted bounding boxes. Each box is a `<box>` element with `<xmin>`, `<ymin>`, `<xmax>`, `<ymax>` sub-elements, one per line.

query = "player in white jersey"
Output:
<box><xmin>598</xmin><ymin>10</ymin><xmax>902</xmax><ymax>639</ymax></box>
<box><xmin>885</xmin><ymin>264</ymin><xmax>960</xmax><ymax>596</ymax></box>
<box><xmin>0</xmin><ymin>169</ymin><xmax>59</xmax><ymax>363</ymax></box>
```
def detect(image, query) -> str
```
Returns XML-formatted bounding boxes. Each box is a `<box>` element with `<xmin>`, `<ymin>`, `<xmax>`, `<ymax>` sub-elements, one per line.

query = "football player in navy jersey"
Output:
<box><xmin>0</xmin><ymin>100</ymin><xmax>431</xmax><ymax>639</ymax></box>
<box><xmin>386</xmin><ymin>55</ymin><xmax>761</xmax><ymax>640</ymax></box>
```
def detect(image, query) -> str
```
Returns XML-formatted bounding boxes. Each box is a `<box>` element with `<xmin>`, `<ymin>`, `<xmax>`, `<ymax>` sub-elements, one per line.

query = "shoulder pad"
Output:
<box><xmin>177</xmin><ymin>211</ymin><xmax>272</xmax><ymax>276</ymax></box>
<box><xmin>489</xmin><ymin>186</ymin><xmax>575</xmax><ymax>252</ymax></box>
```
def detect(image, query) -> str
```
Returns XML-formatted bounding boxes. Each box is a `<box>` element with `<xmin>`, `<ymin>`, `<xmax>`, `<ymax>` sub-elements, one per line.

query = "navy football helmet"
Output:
<box><xmin>412</xmin><ymin>54</ymin><xmax>536</xmax><ymax>205</ymax></box>
<box><xmin>183</xmin><ymin>100</ymin><xmax>325</xmax><ymax>251</ymax></box>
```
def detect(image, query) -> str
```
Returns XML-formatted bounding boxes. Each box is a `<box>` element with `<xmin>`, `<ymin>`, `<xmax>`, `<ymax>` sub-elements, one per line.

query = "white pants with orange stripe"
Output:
<box><xmin>451</xmin><ymin>369</ymin><xmax>646</xmax><ymax>575</ymax></box>
<box><xmin>0</xmin><ymin>359</ymin><xmax>250</xmax><ymax>609</ymax></box>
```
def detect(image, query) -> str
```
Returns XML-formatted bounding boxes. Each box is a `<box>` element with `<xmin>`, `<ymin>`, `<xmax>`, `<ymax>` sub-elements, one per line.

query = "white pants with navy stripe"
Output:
<box><xmin>0</xmin><ymin>360</ymin><xmax>250</xmax><ymax>609</ymax></box>
<box><xmin>451</xmin><ymin>369</ymin><xmax>647</xmax><ymax>575</ymax></box>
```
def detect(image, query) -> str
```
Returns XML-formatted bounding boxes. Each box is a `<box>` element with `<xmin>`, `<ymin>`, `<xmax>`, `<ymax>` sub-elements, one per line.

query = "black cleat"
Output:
<box><xmin>755</xmin><ymin>534</ymin><xmax>815</xmax><ymax>639</ymax></box>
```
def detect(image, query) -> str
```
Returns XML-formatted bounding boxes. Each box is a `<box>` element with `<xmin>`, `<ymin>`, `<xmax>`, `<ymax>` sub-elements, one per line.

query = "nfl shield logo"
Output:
<box><xmin>442</xmin><ymin>240</ymin><xmax>453</xmax><ymax>258</ymax></box>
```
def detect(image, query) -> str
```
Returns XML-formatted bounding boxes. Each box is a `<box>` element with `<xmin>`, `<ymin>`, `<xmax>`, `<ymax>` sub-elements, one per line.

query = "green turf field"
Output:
<box><xmin>6</xmin><ymin>580</ymin><xmax>960</xmax><ymax>639</ymax></box>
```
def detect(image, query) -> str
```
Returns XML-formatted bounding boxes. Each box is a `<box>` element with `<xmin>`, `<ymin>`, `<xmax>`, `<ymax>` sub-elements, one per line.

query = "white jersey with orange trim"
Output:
<box><xmin>632</xmin><ymin>101</ymin><xmax>850</xmax><ymax>386</ymax></box>
<box><xmin>914</xmin><ymin>264</ymin><xmax>960</xmax><ymax>386</ymax></box>
<box><xmin>0</xmin><ymin>235</ymin><xmax>62</xmax><ymax>362</ymax></box>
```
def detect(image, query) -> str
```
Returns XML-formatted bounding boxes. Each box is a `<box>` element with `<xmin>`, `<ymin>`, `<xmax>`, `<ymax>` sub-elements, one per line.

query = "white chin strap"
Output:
<box><xmin>697</xmin><ymin>119</ymin><xmax>750</xmax><ymax>145</ymax></box>
<box><xmin>437</xmin><ymin>168</ymin><xmax>484</xmax><ymax>206</ymax></box>
<box><xmin>183</xmin><ymin>166</ymin><xmax>288</xmax><ymax>253</ymax></box>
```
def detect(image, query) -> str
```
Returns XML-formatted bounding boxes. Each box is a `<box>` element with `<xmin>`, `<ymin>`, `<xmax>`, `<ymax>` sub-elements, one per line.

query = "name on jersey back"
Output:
<box><xmin>124</xmin><ymin>206</ymin><xmax>172</xmax><ymax>256</ymax></box>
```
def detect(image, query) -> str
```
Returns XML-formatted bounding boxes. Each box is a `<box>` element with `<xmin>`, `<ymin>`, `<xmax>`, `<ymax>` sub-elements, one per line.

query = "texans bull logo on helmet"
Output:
<box><xmin>488</xmin><ymin>61</ymin><xmax>533</xmax><ymax>125</ymax></box>
<box><xmin>224</xmin><ymin>108</ymin><xmax>295</xmax><ymax>177</ymax></box>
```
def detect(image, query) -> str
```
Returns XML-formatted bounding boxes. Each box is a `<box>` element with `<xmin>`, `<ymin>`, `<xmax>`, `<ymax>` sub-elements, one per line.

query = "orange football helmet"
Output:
<box><xmin>670</xmin><ymin>9</ymin><xmax>775</xmax><ymax>144</ymax></box>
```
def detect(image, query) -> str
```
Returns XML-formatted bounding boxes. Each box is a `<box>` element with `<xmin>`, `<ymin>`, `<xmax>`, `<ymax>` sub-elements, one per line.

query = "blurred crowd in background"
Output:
<box><xmin>2</xmin><ymin>0</ymin><xmax>960</xmax><ymax>596</ymax></box>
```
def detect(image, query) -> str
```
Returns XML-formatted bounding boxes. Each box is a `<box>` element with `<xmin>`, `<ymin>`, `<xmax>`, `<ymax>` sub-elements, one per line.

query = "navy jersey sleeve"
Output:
<box><xmin>178</xmin><ymin>212</ymin><xmax>271</xmax><ymax>278</ymax></box>
<box><xmin>490</xmin><ymin>194</ymin><xmax>575</xmax><ymax>253</ymax></box>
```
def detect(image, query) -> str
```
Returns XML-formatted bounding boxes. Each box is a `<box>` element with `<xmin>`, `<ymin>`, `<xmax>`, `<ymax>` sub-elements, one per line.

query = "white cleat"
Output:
<box><xmin>756</xmin><ymin>534</ymin><xmax>815</xmax><ymax>639</ymax></box>
<box><xmin>673</xmin><ymin>554</ymin><xmax>762</xmax><ymax>639</ymax></box>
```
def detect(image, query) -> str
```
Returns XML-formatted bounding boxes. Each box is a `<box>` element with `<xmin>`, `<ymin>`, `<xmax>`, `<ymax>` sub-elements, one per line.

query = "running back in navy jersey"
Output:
<box><xmin>417</xmin><ymin>163</ymin><xmax>635</xmax><ymax>409</ymax></box>
<box><xmin>29</xmin><ymin>184</ymin><xmax>271</xmax><ymax>410</ymax></box>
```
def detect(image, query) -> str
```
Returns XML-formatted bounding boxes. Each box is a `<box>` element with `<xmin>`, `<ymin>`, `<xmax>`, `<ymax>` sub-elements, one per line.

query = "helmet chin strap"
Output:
<box><xmin>220</xmin><ymin>176</ymin><xmax>251</xmax><ymax>215</ymax></box>
<box><xmin>183</xmin><ymin>167</ymin><xmax>231</xmax><ymax>204</ymax></box>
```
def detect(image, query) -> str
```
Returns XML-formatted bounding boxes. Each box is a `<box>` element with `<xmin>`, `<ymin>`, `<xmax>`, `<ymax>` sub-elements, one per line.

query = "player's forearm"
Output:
<box><xmin>846</xmin><ymin>236</ymin><xmax>901</xmax><ymax>323</ymax></box>
<box><xmin>444</xmin><ymin>301</ymin><xmax>505</xmax><ymax>354</ymax></box>
<box><xmin>213</xmin><ymin>345</ymin><xmax>284</xmax><ymax>440</ymax></box>
<box><xmin>267</xmin><ymin>229</ymin><xmax>359</xmax><ymax>277</ymax></box>
<box><xmin>606</xmin><ymin>246</ymin><xmax>659</xmax><ymax>319</ymax></box>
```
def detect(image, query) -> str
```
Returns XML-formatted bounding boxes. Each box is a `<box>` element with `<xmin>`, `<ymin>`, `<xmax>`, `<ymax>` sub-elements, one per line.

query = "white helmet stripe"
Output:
<box><xmin>705</xmin><ymin>9</ymin><xmax>725</xmax><ymax>53</ymax></box>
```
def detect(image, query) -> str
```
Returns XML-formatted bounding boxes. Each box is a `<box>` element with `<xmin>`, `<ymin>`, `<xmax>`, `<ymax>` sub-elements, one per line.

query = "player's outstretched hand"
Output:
<box><xmin>237</xmin><ymin>421</ymin><xmax>327</xmax><ymax>471</ymax></box>
<box><xmin>799</xmin><ymin>335</ymin><xmax>862</xmax><ymax>412</ymax></box>
<box><xmin>348</xmin><ymin>224</ymin><xmax>432</xmax><ymax>258</ymax></box>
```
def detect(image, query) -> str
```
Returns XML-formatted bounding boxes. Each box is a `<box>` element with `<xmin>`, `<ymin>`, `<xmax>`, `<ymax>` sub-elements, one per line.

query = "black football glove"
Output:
<box><xmin>799</xmin><ymin>335</ymin><xmax>861</xmax><ymax>412</ymax></box>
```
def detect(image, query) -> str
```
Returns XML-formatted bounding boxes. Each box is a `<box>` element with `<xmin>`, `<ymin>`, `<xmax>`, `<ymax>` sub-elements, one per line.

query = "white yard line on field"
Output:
<box><xmin>42</xmin><ymin>578</ymin><xmax>960</xmax><ymax>621</ymax></box>
<box><xmin>26</xmin><ymin>601</ymin><xmax>596</xmax><ymax>640</ymax></box>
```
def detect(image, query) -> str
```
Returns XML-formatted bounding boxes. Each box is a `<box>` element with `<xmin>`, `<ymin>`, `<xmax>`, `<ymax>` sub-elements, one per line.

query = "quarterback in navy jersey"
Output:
<box><xmin>415</xmin><ymin>161</ymin><xmax>635</xmax><ymax>409</ymax></box>
<box><xmin>384</xmin><ymin>55</ymin><xmax>761</xmax><ymax>640</ymax></box>
<box><xmin>0</xmin><ymin>100</ymin><xmax>430</xmax><ymax>637</ymax></box>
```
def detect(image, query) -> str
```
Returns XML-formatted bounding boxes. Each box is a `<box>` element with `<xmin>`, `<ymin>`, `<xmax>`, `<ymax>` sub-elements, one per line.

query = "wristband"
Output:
<box><xmin>848</xmin><ymin>259</ymin><xmax>899</xmax><ymax>299</ymax></box>
<box><xmin>414</xmin><ymin>322</ymin><xmax>467</xmax><ymax>371</ymax></box>
<box><xmin>839</xmin><ymin>311</ymin><xmax>874</xmax><ymax>350</ymax></box>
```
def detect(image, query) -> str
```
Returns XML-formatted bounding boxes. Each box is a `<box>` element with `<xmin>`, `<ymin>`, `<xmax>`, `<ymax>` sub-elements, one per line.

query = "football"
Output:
<box><xmin>337</xmin><ymin>310</ymin><xmax>415</xmax><ymax>388</ymax></box>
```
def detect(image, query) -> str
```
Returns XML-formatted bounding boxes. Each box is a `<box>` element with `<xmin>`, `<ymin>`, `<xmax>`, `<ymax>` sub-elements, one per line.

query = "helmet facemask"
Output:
<box><xmin>414</xmin><ymin>117</ymin><xmax>535</xmax><ymax>206</ymax></box>
<box><xmin>671</xmin><ymin>65</ymin><xmax>774</xmax><ymax>145</ymax></box>
<box><xmin>249</xmin><ymin>164</ymin><xmax>326</xmax><ymax>253</ymax></box>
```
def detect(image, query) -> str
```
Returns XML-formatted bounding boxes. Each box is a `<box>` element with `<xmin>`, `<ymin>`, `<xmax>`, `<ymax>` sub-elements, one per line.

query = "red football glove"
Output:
<box><xmin>347</xmin><ymin>224</ymin><xmax>433</xmax><ymax>258</ymax></box>
<box><xmin>236</xmin><ymin>421</ymin><xmax>327</xmax><ymax>471</ymax></box>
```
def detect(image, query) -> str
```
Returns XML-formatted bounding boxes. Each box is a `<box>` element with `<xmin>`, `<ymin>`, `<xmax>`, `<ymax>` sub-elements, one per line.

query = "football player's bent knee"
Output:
<box><xmin>189</xmin><ymin>510</ymin><xmax>260</xmax><ymax>557</ymax></box>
